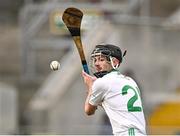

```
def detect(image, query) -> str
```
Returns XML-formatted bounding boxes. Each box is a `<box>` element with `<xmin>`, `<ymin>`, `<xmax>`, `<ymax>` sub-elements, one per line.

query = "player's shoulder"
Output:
<box><xmin>120</xmin><ymin>74</ymin><xmax>138</xmax><ymax>86</ymax></box>
<box><xmin>104</xmin><ymin>71</ymin><xmax>130</xmax><ymax>80</ymax></box>
<box><xmin>121</xmin><ymin>74</ymin><xmax>133</xmax><ymax>80</ymax></box>
<box><xmin>94</xmin><ymin>76</ymin><xmax>109</xmax><ymax>85</ymax></box>
<box><xmin>93</xmin><ymin>76</ymin><xmax>110</xmax><ymax>89</ymax></box>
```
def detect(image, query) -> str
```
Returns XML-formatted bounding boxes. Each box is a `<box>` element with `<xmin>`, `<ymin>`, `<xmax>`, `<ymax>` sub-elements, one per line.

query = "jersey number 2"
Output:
<box><xmin>122</xmin><ymin>85</ymin><xmax>142</xmax><ymax>112</ymax></box>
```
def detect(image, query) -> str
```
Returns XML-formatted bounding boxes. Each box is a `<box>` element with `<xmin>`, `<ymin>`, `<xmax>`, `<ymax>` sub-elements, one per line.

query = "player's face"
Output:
<box><xmin>92</xmin><ymin>55</ymin><xmax>112</xmax><ymax>72</ymax></box>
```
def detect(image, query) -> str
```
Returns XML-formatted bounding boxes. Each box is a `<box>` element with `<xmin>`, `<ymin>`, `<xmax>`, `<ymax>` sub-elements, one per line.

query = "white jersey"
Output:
<box><xmin>89</xmin><ymin>71</ymin><xmax>146</xmax><ymax>135</ymax></box>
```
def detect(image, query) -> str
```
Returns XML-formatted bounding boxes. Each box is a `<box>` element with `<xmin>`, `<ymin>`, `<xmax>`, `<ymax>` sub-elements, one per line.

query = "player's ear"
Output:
<box><xmin>113</xmin><ymin>58</ymin><xmax>120</xmax><ymax>65</ymax></box>
<box><xmin>111</xmin><ymin>57</ymin><xmax>120</xmax><ymax>69</ymax></box>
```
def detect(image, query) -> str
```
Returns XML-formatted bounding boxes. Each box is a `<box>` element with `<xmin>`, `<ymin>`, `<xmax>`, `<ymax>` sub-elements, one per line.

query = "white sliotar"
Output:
<box><xmin>50</xmin><ymin>61</ymin><xmax>60</xmax><ymax>71</ymax></box>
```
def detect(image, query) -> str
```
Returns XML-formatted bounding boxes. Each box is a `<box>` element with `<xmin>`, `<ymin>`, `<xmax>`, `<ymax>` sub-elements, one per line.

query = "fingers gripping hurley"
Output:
<box><xmin>62</xmin><ymin>7</ymin><xmax>89</xmax><ymax>74</ymax></box>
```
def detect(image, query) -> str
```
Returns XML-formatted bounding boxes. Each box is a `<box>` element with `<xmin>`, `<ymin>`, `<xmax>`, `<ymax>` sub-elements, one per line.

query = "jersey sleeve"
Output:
<box><xmin>89</xmin><ymin>78</ymin><xmax>108</xmax><ymax>106</ymax></box>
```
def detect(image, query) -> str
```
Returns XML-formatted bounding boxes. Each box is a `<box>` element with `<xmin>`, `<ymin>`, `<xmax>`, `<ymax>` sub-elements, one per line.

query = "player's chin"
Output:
<box><xmin>96</xmin><ymin>69</ymin><xmax>103</xmax><ymax>72</ymax></box>
<box><xmin>95</xmin><ymin>69</ymin><xmax>102</xmax><ymax>72</ymax></box>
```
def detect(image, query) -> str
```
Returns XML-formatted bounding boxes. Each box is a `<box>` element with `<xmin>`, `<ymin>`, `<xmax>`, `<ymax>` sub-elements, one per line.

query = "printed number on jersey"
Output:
<box><xmin>122</xmin><ymin>85</ymin><xmax>142</xmax><ymax>112</ymax></box>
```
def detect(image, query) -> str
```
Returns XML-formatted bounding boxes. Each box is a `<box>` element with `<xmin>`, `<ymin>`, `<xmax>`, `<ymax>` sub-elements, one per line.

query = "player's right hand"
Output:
<box><xmin>82</xmin><ymin>71</ymin><xmax>97</xmax><ymax>92</ymax></box>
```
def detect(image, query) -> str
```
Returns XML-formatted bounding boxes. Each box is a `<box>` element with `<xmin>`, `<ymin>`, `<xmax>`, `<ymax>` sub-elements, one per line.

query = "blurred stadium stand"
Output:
<box><xmin>0</xmin><ymin>83</ymin><xmax>18</xmax><ymax>134</ymax></box>
<box><xmin>0</xmin><ymin>0</ymin><xmax>180</xmax><ymax>135</ymax></box>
